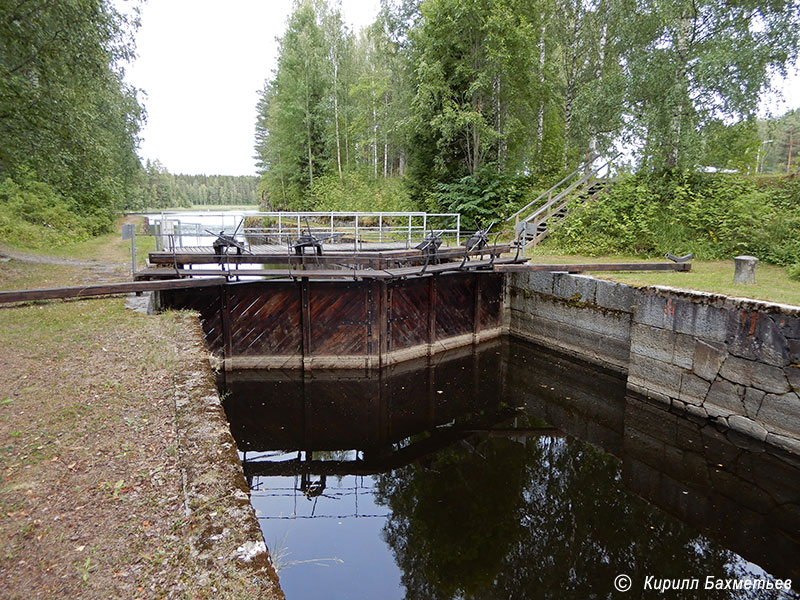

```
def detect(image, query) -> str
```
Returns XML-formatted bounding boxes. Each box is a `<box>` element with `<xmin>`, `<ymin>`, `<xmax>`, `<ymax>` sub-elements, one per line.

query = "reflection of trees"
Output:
<box><xmin>376</xmin><ymin>420</ymin><xmax>783</xmax><ymax>600</ymax></box>
<box><xmin>375</xmin><ymin>434</ymin><xmax>530</xmax><ymax>600</ymax></box>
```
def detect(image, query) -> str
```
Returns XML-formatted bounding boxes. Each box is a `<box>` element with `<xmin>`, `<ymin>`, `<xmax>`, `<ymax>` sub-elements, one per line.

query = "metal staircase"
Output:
<box><xmin>507</xmin><ymin>153</ymin><xmax>620</xmax><ymax>248</ymax></box>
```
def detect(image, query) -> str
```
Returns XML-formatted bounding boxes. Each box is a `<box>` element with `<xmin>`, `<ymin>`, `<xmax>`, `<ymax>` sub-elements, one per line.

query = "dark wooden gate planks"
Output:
<box><xmin>158</xmin><ymin>271</ymin><xmax>504</xmax><ymax>370</ymax></box>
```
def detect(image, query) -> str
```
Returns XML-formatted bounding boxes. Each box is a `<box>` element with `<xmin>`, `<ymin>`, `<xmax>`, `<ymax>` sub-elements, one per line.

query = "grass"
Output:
<box><xmin>14</xmin><ymin>216</ymin><xmax>156</xmax><ymax>265</ymax></box>
<box><xmin>0</xmin><ymin>262</ymin><xmax>91</xmax><ymax>291</ymax></box>
<box><xmin>527</xmin><ymin>250</ymin><xmax>800</xmax><ymax>307</ymax></box>
<box><xmin>0</xmin><ymin>224</ymin><xmax>283</xmax><ymax>598</ymax></box>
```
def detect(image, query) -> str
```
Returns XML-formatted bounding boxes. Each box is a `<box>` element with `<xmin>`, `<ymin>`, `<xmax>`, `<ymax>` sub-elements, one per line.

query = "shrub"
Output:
<box><xmin>545</xmin><ymin>172</ymin><xmax>800</xmax><ymax>266</ymax></box>
<box><xmin>313</xmin><ymin>171</ymin><xmax>417</xmax><ymax>213</ymax></box>
<box><xmin>0</xmin><ymin>176</ymin><xmax>103</xmax><ymax>248</ymax></box>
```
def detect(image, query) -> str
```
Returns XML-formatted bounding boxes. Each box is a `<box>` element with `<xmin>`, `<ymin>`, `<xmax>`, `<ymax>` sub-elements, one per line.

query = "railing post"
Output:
<box><xmin>379</xmin><ymin>213</ymin><xmax>383</xmax><ymax>243</ymax></box>
<box><xmin>355</xmin><ymin>215</ymin><xmax>359</xmax><ymax>252</ymax></box>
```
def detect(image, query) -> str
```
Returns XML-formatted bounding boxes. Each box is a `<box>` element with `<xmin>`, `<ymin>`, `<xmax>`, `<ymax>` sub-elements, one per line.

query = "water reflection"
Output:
<box><xmin>220</xmin><ymin>338</ymin><xmax>800</xmax><ymax>599</ymax></box>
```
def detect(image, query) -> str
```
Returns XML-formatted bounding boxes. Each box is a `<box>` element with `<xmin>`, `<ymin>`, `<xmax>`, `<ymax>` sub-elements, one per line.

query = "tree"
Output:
<box><xmin>0</xmin><ymin>0</ymin><xmax>144</xmax><ymax>226</ymax></box>
<box><xmin>621</xmin><ymin>0</ymin><xmax>800</xmax><ymax>171</ymax></box>
<box><xmin>255</xmin><ymin>0</ymin><xmax>331</xmax><ymax>209</ymax></box>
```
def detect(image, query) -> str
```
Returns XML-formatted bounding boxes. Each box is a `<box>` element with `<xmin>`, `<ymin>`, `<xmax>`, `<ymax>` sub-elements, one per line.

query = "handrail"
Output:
<box><xmin>506</xmin><ymin>167</ymin><xmax>582</xmax><ymax>223</ymax></box>
<box><xmin>521</xmin><ymin>152</ymin><xmax>620</xmax><ymax>224</ymax></box>
<box><xmin>506</xmin><ymin>156</ymin><xmax>597</xmax><ymax>223</ymax></box>
<box><xmin>506</xmin><ymin>152</ymin><xmax>620</xmax><ymax>224</ymax></box>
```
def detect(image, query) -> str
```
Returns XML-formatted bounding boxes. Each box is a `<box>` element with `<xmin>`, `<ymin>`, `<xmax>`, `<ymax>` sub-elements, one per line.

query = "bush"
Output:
<box><xmin>545</xmin><ymin>172</ymin><xmax>800</xmax><ymax>266</ymax></box>
<box><xmin>0</xmin><ymin>176</ymin><xmax>106</xmax><ymax>248</ymax></box>
<box><xmin>428</xmin><ymin>167</ymin><xmax>530</xmax><ymax>230</ymax></box>
<box><xmin>313</xmin><ymin>170</ymin><xmax>418</xmax><ymax>213</ymax></box>
<box><xmin>788</xmin><ymin>263</ymin><xmax>800</xmax><ymax>281</ymax></box>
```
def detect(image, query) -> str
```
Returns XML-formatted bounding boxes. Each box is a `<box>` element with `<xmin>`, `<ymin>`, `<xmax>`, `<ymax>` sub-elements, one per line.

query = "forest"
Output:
<box><xmin>2</xmin><ymin>0</ymin><xmax>800</xmax><ymax>260</ymax></box>
<box><xmin>255</xmin><ymin>0</ymin><xmax>800</xmax><ymax>214</ymax></box>
<box><xmin>130</xmin><ymin>160</ymin><xmax>260</xmax><ymax>210</ymax></box>
<box><xmin>0</xmin><ymin>0</ymin><xmax>143</xmax><ymax>246</ymax></box>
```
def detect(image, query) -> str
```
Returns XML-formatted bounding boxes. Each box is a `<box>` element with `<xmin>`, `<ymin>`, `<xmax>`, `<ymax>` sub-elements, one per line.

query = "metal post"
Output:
<box><xmin>456</xmin><ymin>214</ymin><xmax>461</xmax><ymax>246</ymax></box>
<box><xmin>278</xmin><ymin>214</ymin><xmax>282</xmax><ymax>242</ymax></box>
<box><xmin>423</xmin><ymin>214</ymin><xmax>427</xmax><ymax>238</ymax></box>
<box><xmin>330</xmin><ymin>213</ymin><xmax>334</xmax><ymax>237</ymax></box>
<box><xmin>407</xmin><ymin>215</ymin><xmax>412</xmax><ymax>249</ymax></box>
<box><xmin>122</xmin><ymin>223</ymin><xmax>136</xmax><ymax>275</ymax></box>
<box><xmin>355</xmin><ymin>215</ymin><xmax>359</xmax><ymax>252</ymax></box>
<box><xmin>297</xmin><ymin>214</ymin><xmax>301</xmax><ymax>237</ymax></box>
<box><xmin>379</xmin><ymin>214</ymin><xmax>383</xmax><ymax>243</ymax></box>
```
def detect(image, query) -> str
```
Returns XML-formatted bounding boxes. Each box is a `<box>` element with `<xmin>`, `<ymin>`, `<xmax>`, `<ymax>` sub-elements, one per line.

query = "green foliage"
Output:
<box><xmin>758</xmin><ymin>108</ymin><xmax>800</xmax><ymax>174</ymax></box>
<box><xmin>124</xmin><ymin>160</ymin><xmax>259</xmax><ymax>210</ymax></box>
<box><xmin>313</xmin><ymin>170</ymin><xmax>416</xmax><ymax>212</ymax></box>
<box><xmin>428</xmin><ymin>167</ymin><xmax>529</xmax><ymax>229</ymax></box>
<box><xmin>699</xmin><ymin>119</ymin><xmax>760</xmax><ymax>173</ymax></box>
<box><xmin>256</xmin><ymin>0</ymin><xmax>800</xmax><ymax>218</ymax></box>
<box><xmin>787</xmin><ymin>263</ymin><xmax>800</xmax><ymax>281</ymax></box>
<box><xmin>0</xmin><ymin>177</ymin><xmax>101</xmax><ymax>248</ymax></box>
<box><xmin>623</xmin><ymin>0</ymin><xmax>800</xmax><ymax>171</ymax></box>
<box><xmin>546</xmin><ymin>173</ymin><xmax>800</xmax><ymax>265</ymax></box>
<box><xmin>0</xmin><ymin>0</ymin><xmax>144</xmax><ymax>216</ymax></box>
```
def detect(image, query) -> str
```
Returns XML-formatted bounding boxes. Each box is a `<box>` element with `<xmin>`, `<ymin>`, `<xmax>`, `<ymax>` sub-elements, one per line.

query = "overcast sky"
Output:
<box><xmin>121</xmin><ymin>0</ymin><xmax>799</xmax><ymax>177</ymax></box>
<box><xmin>121</xmin><ymin>0</ymin><xmax>381</xmax><ymax>176</ymax></box>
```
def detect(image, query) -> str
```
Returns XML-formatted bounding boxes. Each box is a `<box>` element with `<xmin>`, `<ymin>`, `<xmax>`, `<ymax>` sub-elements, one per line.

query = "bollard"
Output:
<box><xmin>733</xmin><ymin>255</ymin><xmax>758</xmax><ymax>284</ymax></box>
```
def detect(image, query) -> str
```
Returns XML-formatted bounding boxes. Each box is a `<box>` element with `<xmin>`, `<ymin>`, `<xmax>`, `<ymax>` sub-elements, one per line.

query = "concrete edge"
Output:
<box><xmin>173</xmin><ymin>317</ymin><xmax>284</xmax><ymax>598</ymax></box>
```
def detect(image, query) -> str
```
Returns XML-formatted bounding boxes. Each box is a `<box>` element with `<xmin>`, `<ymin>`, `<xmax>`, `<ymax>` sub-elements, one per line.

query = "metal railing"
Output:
<box><xmin>507</xmin><ymin>153</ymin><xmax>619</xmax><ymax>226</ymax></box>
<box><xmin>146</xmin><ymin>211</ymin><xmax>462</xmax><ymax>251</ymax></box>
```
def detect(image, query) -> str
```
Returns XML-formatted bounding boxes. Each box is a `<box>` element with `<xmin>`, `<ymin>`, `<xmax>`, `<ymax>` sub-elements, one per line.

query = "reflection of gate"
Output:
<box><xmin>157</xmin><ymin>271</ymin><xmax>504</xmax><ymax>370</ymax></box>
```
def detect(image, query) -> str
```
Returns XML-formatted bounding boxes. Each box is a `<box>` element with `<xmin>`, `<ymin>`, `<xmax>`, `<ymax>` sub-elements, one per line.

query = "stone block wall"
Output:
<box><xmin>628</xmin><ymin>287</ymin><xmax>800</xmax><ymax>454</ymax></box>
<box><xmin>505</xmin><ymin>271</ymin><xmax>634</xmax><ymax>372</ymax></box>
<box><xmin>506</xmin><ymin>272</ymin><xmax>800</xmax><ymax>451</ymax></box>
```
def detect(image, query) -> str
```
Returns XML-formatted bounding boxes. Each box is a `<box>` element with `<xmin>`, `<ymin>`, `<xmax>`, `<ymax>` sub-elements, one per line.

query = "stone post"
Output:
<box><xmin>733</xmin><ymin>255</ymin><xmax>758</xmax><ymax>284</ymax></box>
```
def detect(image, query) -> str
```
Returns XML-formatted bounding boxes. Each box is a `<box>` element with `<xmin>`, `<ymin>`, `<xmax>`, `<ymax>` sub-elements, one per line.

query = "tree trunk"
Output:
<box><xmin>384</xmin><ymin>91</ymin><xmax>389</xmax><ymax>177</ymax></box>
<box><xmin>666</xmin><ymin>14</ymin><xmax>693</xmax><ymax>170</ymax></box>
<box><xmin>495</xmin><ymin>76</ymin><xmax>506</xmax><ymax>171</ymax></box>
<box><xmin>305</xmin><ymin>92</ymin><xmax>314</xmax><ymax>195</ymax></box>
<box><xmin>333</xmin><ymin>61</ymin><xmax>342</xmax><ymax>181</ymax></box>
<box><xmin>589</xmin><ymin>22</ymin><xmax>608</xmax><ymax>158</ymax></box>
<box><xmin>537</xmin><ymin>25</ymin><xmax>546</xmax><ymax>156</ymax></box>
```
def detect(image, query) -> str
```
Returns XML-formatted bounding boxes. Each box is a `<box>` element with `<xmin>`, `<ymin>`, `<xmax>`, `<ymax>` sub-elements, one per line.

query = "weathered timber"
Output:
<box><xmin>0</xmin><ymin>277</ymin><xmax>227</xmax><ymax>304</ymax></box>
<box><xmin>135</xmin><ymin>255</ymin><xmax>527</xmax><ymax>281</ymax></box>
<box><xmin>158</xmin><ymin>271</ymin><xmax>504</xmax><ymax>370</ymax></box>
<box><xmin>148</xmin><ymin>243</ymin><xmax>512</xmax><ymax>267</ymax></box>
<box><xmin>494</xmin><ymin>262</ymin><xmax>691</xmax><ymax>273</ymax></box>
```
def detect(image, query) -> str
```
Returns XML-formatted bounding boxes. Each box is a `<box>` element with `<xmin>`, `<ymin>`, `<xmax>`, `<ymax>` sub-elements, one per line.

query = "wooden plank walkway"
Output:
<box><xmin>0</xmin><ymin>260</ymin><xmax>690</xmax><ymax>304</ymax></box>
<box><xmin>147</xmin><ymin>243</ymin><xmax>513</xmax><ymax>266</ymax></box>
<box><xmin>135</xmin><ymin>256</ymin><xmax>525</xmax><ymax>281</ymax></box>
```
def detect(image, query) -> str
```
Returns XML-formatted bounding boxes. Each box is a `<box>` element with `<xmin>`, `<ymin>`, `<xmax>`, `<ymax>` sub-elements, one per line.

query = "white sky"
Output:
<box><xmin>120</xmin><ymin>0</ymin><xmax>800</xmax><ymax>177</ymax></box>
<box><xmin>121</xmin><ymin>0</ymin><xmax>381</xmax><ymax>176</ymax></box>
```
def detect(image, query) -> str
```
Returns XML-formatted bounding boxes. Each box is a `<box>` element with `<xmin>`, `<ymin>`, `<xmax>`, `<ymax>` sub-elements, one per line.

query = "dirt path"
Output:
<box><xmin>0</xmin><ymin>248</ymin><xmax>120</xmax><ymax>268</ymax></box>
<box><xmin>0</xmin><ymin>244</ymin><xmax>283</xmax><ymax>598</ymax></box>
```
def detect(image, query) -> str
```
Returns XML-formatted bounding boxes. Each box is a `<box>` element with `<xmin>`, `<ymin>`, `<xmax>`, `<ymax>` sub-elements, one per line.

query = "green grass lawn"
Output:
<box><xmin>527</xmin><ymin>250</ymin><xmax>800</xmax><ymax>306</ymax></box>
<box><xmin>1</xmin><ymin>216</ymin><xmax>156</xmax><ymax>267</ymax></box>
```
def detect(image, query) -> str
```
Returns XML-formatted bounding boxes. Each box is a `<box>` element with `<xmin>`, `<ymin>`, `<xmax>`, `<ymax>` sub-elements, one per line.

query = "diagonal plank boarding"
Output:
<box><xmin>156</xmin><ymin>272</ymin><xmax>505</xmax><ymax>370</ymax></box>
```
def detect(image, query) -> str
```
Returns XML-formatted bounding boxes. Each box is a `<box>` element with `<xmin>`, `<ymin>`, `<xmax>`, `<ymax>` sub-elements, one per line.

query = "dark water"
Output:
<box><xmin>220</xmin><ymin>337</ymin><xmax>800</xmax><ymax>599</ymax></box>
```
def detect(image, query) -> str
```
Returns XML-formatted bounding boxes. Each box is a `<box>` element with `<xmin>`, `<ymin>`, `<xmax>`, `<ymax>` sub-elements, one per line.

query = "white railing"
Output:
<box><xmin>147</xmin><ymin>211</ymin><xmax>462</xmax><ymax>251</ymax></box>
